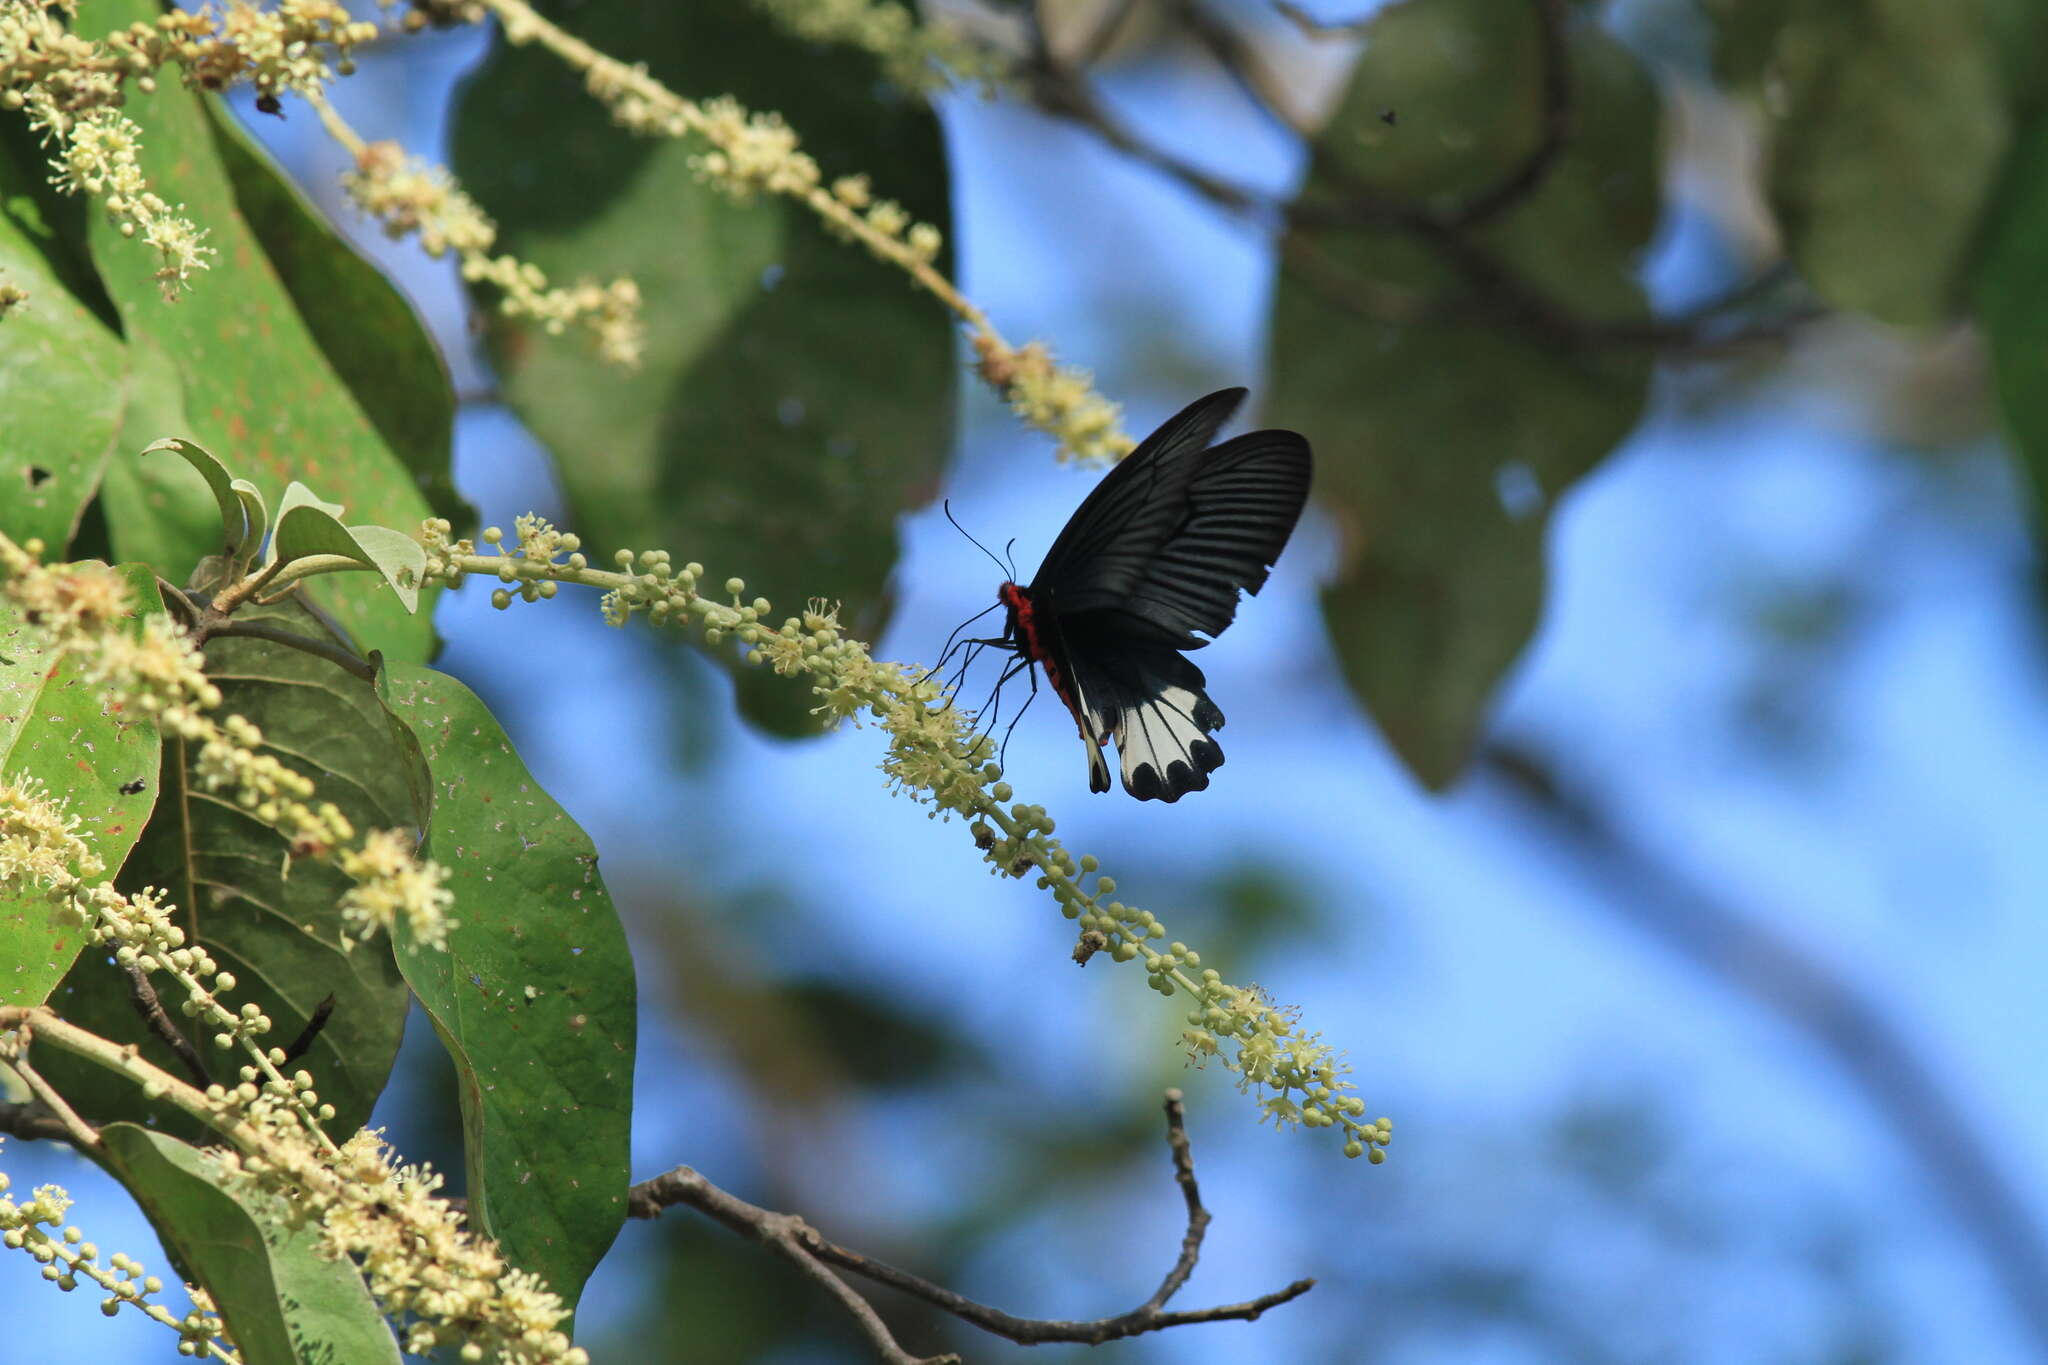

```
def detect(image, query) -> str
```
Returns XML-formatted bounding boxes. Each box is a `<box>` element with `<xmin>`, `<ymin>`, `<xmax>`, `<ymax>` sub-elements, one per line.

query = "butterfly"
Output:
<box><xmin>992</xmin><ymin>387</ymin><xmax>1312</xmax><ymax>802</ymax></box>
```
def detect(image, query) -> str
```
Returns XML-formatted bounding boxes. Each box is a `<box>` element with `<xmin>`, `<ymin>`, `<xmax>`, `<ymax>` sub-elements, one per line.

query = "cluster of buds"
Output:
<box><xmin>419</xmin><ymin>515</ymin><xmax>1392</xmax><ymax>1161</ymax></box>
<box><xmin>2</xmin><ymin>2</ymin><xmax>384</xmax><ymax>298</ymax></box>
<box><xmin>751</xmin><ymin>0</ymin><xmax>1010</xmax><ymax>94</ymax></box>
<box><xmin>215</xmin><ymin>1107</ymin><xmax>586</xmax><ymax>1364</ymax></box>
<box><xmin>0</xmin><ymin>1161</ymin><xmax>230</xmax><ymax>1358</ymax></box>
<box><xmin>974</xmin><ymin>335</ymin><xmax>1133</xmax><ymax>464</ymax></box>
<box><xmin>341</xmin><ymin>137</ymin><xmax>644</xmax><ymax>367</ymax></box>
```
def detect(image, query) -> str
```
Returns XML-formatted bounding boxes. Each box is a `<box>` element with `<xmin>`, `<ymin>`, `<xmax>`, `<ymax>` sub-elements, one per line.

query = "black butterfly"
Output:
<box><xmin>993</xmin><ymin>388</ymin><xmax>1312</xmax><ymax>802</ymax></box>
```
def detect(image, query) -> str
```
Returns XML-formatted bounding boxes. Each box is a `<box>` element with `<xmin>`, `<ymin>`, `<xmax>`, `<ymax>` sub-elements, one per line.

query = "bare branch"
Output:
<box><xmin>0</xmin><ymin>1045</ymin><xmax>101</xmax><ymax>1152</ymax></box>
<box><xmin>0</xmin><ymin>1099</ymin><xmax>77</xmax><ymax>1145</ymax></box>
<box><xmin>630</xmin><ymin>1091</ymin><xmax>1313</xmax><ymax>1353</ymax></box>
<box><xmin>1443</xmin><ymin>0</ymin><xmax>1572</xmax><ymax>229</ymax></box>
<box><xmin>1021</xmin><ymin>0</ymin><xmax>1814</xmax><ymax>359</ymax></box>
<box><xmin>278</xmin><ymin>994</ymin><xmax>337</xmax><ymax>1068</ymax></box>
<box><xmin>1072</xmin><ymin>0</ymin><xmax>1143</xmax><ymax>69</ymax></box>
<box><xmin>630</xmin><ymin>1167</ymin><xmax>957</xmax><ymax>1364</ymax></box>
<box><xmin>1178</xmin><ymin>0</ymin><xmax>1316</xmax><ymax>136</ymax></box>
<box><xmin>1270</xmin><ymin>1</ymin><xmax>1375</xmax><ymax>38</ymax></box>
<box><xmin>122</xmin><ymin>961</ymin><xmax>213</xmax><ymax>1089</ymax></box>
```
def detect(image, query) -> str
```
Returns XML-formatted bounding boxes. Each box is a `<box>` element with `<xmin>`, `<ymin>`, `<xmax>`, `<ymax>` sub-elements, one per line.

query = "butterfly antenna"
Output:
<box><xmin>1003</xmin><ymin>536</ymin><xmax>1019</xmax><ymax>581</ymax></box>
<box><xmin>943</xmin><ymin>499</ymin><xmax>1019</xmax><ymax>582</ymax></box>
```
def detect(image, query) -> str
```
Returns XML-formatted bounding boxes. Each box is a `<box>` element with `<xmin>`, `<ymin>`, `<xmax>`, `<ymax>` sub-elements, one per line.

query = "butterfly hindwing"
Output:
<box><xmin>1056</xmin><ymin>615</ymin><xmax>1227</xmax><ymax>803</ymax></box>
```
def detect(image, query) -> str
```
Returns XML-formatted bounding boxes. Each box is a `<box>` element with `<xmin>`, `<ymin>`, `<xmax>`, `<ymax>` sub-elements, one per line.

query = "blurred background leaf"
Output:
<box><xmin>1271</xmin><ymin>0</ymin><xmax>1658</xmax><ymax>788</ymax></box>
<box><xmin>1749</xmin><ymin>0</ymin><xmax>2007</xmax><ymax>325</ymax></box>
<box><xmin>452</xmin><ymin>0</ymin><xmax>953</xmax><ymax>736</ymax></box>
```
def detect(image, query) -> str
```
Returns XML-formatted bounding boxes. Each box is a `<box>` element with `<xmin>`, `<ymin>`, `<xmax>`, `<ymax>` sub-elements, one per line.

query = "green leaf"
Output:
<box><xmin>0</xmin><ymin>143</ymin><xmax>130</xmax><ymax>557</ymax></box>
<box><xmin>0</xmin><ymin>564</ymin><xmax>161</xmax><ymax>1007</ymax></box>
<box><xmin>380</xmin><ymin>662</ymin><xmax>634</xmax><ymax>1317</ymax></box>
<box><xmin>268</xmin><ymin>481</ymin><xmax>347</xmax><ymax>544</ymax></box>
<box><xmin>138</xmin><ymin>438</ymin><xmax>260</xmax><ymax>562</ymax></box>
<box><xmin>99</xmin><ymin>332</ymin><xmax>221</xmax><ymax>579</ymax></box>
<box><xmin>266</xmin><ymin>490</ymin><xmax>426</xmax><ymax>613</ymax></box>
<box><xmin>206</xmin><ymin>99</ymin><xmax>467</xmax><ymax>530</ymax></box>
<box><xmin>40</xmin><ymin>588</ymin><xmax>419</xmax><ymax>1136</ymax></box>
<box><xmin>1270</xmin><ymin>0</ymin><xmax>1657</xmax><ymax>788</ymax></box>
<box><xmin>71</xmin><ymin>0</ymin><xmax>436</xmax><ymax>663</ymax></box>
<box><xmin>452</xmin><ymin>0</ymin><xmax>954</xmax><ymax>735</ymax></box>
<box><xmin>1978</xmin><ymin>112</ymin><xmax>2048</xmax><ymax>544</ymax></box>
<box><xmin>1758</xmin><ymin>0</ymin><xmax>2009</xmax><ymax>324</ymax></box>
<box><xmin>100</xmin><ymin>1124</ymin><xmax>402</xmax><ymax>1365</ymax></box>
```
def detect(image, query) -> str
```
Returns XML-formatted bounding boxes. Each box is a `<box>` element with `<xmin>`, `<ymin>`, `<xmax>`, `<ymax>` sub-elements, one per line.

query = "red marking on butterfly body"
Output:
<box><xmin>999</xmin><ymin>581</ymin><xmax>1087</xmax><ymax>740</ymax></box>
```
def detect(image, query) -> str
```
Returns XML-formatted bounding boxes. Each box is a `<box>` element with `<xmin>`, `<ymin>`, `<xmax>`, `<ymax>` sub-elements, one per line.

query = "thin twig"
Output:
<box><xmin>1443</xmin><ymin>0</ymin><xmax>1572</xmax><ymax>229</ymax></box>
<box><xmin>630</xmin><ymin>1091</ymin><xmax>1314</xmax><ymax>1351</ymax></box>
<box><xmin>1178</xmin><ymin>0</ymin><xmax>1315</xmax><ymax>137</ymax></box>
<box><xmin>0</xmin><ymin>1044</ymin><xmax>101</xmax><ymax>1151</ymax></box>
<box><xmin>633</xmin><ymin>1171</ymin><xmax>956</xmax><ymax>1365</ymax></box>
<box><xmin>1025</xmin><ymin>2</ymin><xmax>1813</xmax><ymax>358</ymax></box>
<box><xmin>278</xmin><ymin>994</ymin><xmax>336</xmax><ymax>1067</ymax></box>
<box><xmin>122</xmin><ymin>961</ymin><xmax>213</xmax><ymax>1088</ymax></box>
<box><xmin>196</xmin><ymin>620</ymin><xmax>377</xmax><ymax>681</ymax></box>
<box><xmin>0</xmin><ymin>1099</ymin><xmax>75</xmax><ymax>1144</ymax></box>
<box><xmin>156</xmin><ymin>578</ymin><xmax>203</xmax><ymax>628</ymax></box>
<box><xmin>1271</xmin><ymin>1</ymin><xmax>1375</xmax><ymax>38</ymax></box>
<box><xmin>1072</xmin><ymin>0</ymin><xmax>1142</xmax><ymax>69</ymax></box>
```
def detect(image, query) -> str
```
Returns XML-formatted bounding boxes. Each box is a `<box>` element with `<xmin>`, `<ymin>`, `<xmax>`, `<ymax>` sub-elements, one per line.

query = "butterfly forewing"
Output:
<box><xmin>1105</xmin><ymin>430</ymin><xmax>1311</xmax><ymax>646</ymax></box>
<box><xmin>1028</xmin><ymin>388</ymin><xmax>1247</xmax><ymax>608</ymax></box>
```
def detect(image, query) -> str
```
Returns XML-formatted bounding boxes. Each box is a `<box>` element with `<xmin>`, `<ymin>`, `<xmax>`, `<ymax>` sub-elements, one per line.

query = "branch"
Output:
<box><xmin>630</xmin><ymin>1168</ymin><xmax>955</xmax><ymax>1365</ymax></box>
<box><xmin>0</xmin><ymin>1039</ymin><xmax>101</xmax><ymax>1152</ymax></box>
<box><xmin>1441</xmin><ymin>0</ymin><xmax>1573</xmax><ymax>229</ymax></box>
<box><xmin>0</xmin><ymin>1099</ymin><xmax>78</xmax><ymax>1145</ymax></box>
<box><xmin>278</xmin><ymin>994</ymin><xmax>337</xmax><ymax>1067</ymax></box>
<box><xmin>195</xmin><ymin>620</ymin><xmax>377</xmax><ymax>682</ymax></box>
<box><xmin>631</xmin><ymin>1091</ymin><xmax>1313</xmax><ymax>1354</ymax></box>
<box><xmin>1178</xmin><ymin>0</ymin><xmax>1316</xmax><ymax>137</ymax></box>
<box><xmin>1270</xmin><ymin>1</ymin><xmax>1375</xmax><ymax>38</ymax></box>
<box><xmin>122</xmin><ymin>961</ymin><xmax>213</xmax><ymax>1089</ymax></box>
<box><xmin>1025</xmin><ymin>0</ymin><xmax>1814</xmax><ymax>359</ymax></box>
<box><xmin>1479</xmin><ymin>739</ymin><xmax>2048</xmax><ymax>1359</ymax></box>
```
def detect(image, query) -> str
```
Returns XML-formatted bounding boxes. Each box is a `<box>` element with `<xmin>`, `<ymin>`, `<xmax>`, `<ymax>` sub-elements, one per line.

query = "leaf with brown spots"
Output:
<box><xmin>72</xmin><ymin>0</ymin><xmax>439</xmax><ymax>662</ymax></box>
<box><xmin>0</xmin><ymin>564</ymin><xmax>161</xmax><ymax>1007</ymax></box>
<box><xmin>0</xmin><ymin>134</ymin><xmax>129</xmax><ymax>557</ymax></box>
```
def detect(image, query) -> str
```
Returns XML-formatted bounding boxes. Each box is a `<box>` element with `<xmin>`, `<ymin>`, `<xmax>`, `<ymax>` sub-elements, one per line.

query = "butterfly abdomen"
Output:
<box><xmin>999</xmin><ymin>581</ymin><xmax>1083</xmax><ymax>737</ymax></box>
